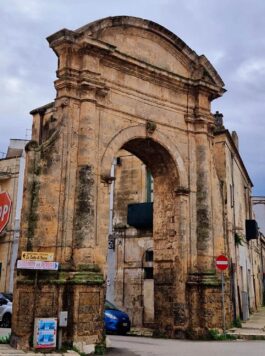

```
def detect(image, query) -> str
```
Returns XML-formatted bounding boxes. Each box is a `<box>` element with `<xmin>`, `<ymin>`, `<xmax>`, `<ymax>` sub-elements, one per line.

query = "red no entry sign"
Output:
<box><xmin>0</xmin><ymin>192</ymin><xmax>12</xmax><ymax>233</ymax></box>
<box><xmin>215</xmin><ymin>255</ymin><xmax>229</xmax><ymax>271</ymax></box>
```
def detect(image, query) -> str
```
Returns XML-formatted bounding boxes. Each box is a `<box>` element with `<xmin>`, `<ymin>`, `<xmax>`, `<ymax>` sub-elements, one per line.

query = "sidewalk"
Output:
<box><xmin>227</xmin><ymin>307</ymin><xmax>265</xmax><ymax>339</ymax></box>
<box><xmin>0</xmin><ymin>343</ymin><xmax>79</xmax><ymax>356</ymax></box>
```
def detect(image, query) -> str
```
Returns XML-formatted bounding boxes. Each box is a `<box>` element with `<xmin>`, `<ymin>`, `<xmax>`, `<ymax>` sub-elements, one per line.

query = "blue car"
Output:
<box><xmin>104</xmin><ymin>300</ymin><xmax>131</xmax><ymax>334</ymax></box>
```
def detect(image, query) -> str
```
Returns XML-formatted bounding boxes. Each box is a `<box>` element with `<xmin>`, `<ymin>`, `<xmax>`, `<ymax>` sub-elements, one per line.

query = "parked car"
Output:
<box><xmin>104</xmin><ymin>300</ymin><xmax>131</xmax><ymax>334</ymax></box>
<box><xmin>2</xmin><ymin>293</ymin><xmax>12</xmax><ymax>302</ymax></box>
<box><xmin>0</xmin><ymin>294</ymin><xmax>130</xmax><ymax>331</ymax></box>
<box><xmin>0</xmin><ymin>295</ymin><xmax>12</xmax><ymax>328</ymax></box>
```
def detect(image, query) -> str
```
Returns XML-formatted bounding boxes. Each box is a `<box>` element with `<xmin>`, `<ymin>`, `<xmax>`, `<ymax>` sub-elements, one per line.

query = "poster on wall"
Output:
<box><xmin>33</xmin><ymin>318</ymin><xmax>57</xmax><ymax>349</ymax></box>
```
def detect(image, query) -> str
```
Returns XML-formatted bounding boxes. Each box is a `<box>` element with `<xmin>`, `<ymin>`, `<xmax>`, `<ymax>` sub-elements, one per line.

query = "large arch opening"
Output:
<box><xmin>103</xmin><ymin>136</ymin><xmax>186</xmax><ymax>336</ymax></box>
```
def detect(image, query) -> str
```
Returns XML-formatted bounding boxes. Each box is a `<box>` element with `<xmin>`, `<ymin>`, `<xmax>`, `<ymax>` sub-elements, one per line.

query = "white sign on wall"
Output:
<box><xmin>17</xmin><ymin>260</ymin><xmax>59</xmax><ymax>270</ymax></box>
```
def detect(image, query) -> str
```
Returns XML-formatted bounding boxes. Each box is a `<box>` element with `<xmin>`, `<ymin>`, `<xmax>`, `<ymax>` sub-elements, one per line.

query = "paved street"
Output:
<box><xmin>107</xmin><ymin>335</ymin><xmax>265</xmax><ymax>356</ymax></box>
<box><xmin>0</xmin><ymin>328</ymin><xmax>10</xmax><ymax>337</ymax></box>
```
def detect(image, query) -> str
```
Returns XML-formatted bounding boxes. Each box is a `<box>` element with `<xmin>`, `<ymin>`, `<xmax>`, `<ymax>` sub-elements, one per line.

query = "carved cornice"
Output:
<box><xmin>78</xmin><ymin>40</ymin><xmax>116</xmax><ymax>58</ymax></box>
<box><xmin>101</xmin><ymin>53</ymin><xmax>224</xmax><ymax>98</ymax></box>
<box><xmin>75</xmin><ymin>16</ymin><xmax>225</xmax><ymax>89</ymax></box>
<box><xmin>48</xmin><ymin>26</ymin><xmax>224</xmax><ymax>100</ymax></box>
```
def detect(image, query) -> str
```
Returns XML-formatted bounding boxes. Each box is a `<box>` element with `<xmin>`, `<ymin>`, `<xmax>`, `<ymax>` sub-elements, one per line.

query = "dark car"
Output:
<box><xmin>104</xmin><ymin>300</ymin><xmax>131</xmax><ymax>334</ymax></box>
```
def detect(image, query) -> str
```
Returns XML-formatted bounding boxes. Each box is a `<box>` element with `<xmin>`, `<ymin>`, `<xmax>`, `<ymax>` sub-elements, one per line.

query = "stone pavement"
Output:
<box><xmin>228</xmin><ymin>307</ymin><xmax>265</xmax><ymax>339</ymax></box>
<box><xmin>0</xmin><ymin>344</ymin><xmax>79</xmax><ymax>356</ymax></box>
<box><xmin>128</xmin><ymin>327</ymin><xmax>153</xmax><ymax>337</ymax></box>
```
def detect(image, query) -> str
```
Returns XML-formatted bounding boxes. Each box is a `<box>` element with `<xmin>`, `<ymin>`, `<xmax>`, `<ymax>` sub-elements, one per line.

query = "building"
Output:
<box><xmin>11</xmin><ymin>16</ymin><xmax>263</xmax><ymax>352</ymax></box>
<box><xmin>252</xmin><ymin>196</ymin><xmax>265</xmax><ymax>304</ymax></box>
<box><xmin>252</xmin><ymin>197</ymin><xmax>265</xmax><ymax>235</ymax></box>
<box><xmin>0</xmin><ymin>139</ymin><xmax>28</xmax><ymax>292</ymax></box>
<box><xmin>209</xmin><ymin>123</ymin><xmax>262</xmax><ymax>319</ymax></box>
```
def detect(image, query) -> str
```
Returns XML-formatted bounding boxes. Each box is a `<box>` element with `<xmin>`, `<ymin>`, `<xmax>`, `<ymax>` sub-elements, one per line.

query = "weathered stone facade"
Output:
<box><xmin>110</xmin><ymin>128</ymin><xmax>260</xmax><ymax>329</ymax></box>
<box><xmin>213</xmin><ymin>126</ymin><xmax>262</xmax><ymax>318</ymax></box>
<box><xmin>11</xmin><ymin>16</ymin><xmax>260</xmax><ymax>350</ymax></box>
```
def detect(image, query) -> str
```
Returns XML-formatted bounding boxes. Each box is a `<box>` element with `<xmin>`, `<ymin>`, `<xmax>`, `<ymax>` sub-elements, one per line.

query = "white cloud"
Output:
<box><xmin>206</xmin><ymin>50</ymin><xmax>226</xmax><ymax>66</ymax></box>
<box><xmin>236</xmin><ymin>58</ymin><xmax>265</xmax><ymax>82</ymax></box>
<box><xmin>2</xmin><ymin>77</ymin><xmax>23</xmax><ymax>94</ymax></box>
<box><xmin>3</xmin><ymin>0</ymin><xmax>45</xmax><ymax>21</ymax></box>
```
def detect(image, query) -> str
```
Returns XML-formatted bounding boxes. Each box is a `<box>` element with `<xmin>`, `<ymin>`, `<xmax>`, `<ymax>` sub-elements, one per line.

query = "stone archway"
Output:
<box><xmin>99</xmin><ymin>127</ymin><xmax>189</xmax><ymax>336</ymax></box>
<box><xmin>11</xmin><ymin>16</ymin><xmax>227</xmax><ymax>352</ymax></box>
<box><xmin>100</xmin><ymin>124</ymin><xmax>188</xmax><ymax>189</ymax></box>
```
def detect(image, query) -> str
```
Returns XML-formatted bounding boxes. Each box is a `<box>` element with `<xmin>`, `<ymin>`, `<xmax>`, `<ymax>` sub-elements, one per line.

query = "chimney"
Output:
<box><xmin>231</xmin><ymin>131</ymin><xmax>239</xmax><ymax>150</ymax></box>
<box><xmin>213</xmin><ymin>111</ymin><xmax>224</xmax><ymax>130</ymax></box>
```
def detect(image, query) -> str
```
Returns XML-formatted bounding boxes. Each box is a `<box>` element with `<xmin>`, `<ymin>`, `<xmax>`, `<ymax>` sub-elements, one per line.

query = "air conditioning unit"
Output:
<box><xmin>245</xmin><ymin>219</ymin><xmax>259</xmax><ymax>241</ymax></box>
<box><xmin>127</xmin><ymin>202</ymin><xmax>153</xmax><ymax>229</ymax></box>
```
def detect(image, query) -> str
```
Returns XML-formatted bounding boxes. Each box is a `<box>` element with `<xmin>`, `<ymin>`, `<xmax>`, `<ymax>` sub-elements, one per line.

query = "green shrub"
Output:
<box><xmin>232</xmin><ymin>317</ymin><xmax>242</xmax><ymax>328</ymax></box>
<box><xmin>208</xmin><ymin>329</ymin><xmax>236</xmax><ymax>341</ymax></box>
<box><xmin>0</xmin><ymin>334</ymin><xmax>10</xmax><ymax>344</ymax></box>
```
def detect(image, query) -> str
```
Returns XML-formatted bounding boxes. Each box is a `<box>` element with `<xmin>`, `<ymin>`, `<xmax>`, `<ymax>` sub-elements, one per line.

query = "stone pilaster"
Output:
<box><xmin>194</xmin><ymin>117</ymin><xmax>214</xmax><ymax>272</ymax></box>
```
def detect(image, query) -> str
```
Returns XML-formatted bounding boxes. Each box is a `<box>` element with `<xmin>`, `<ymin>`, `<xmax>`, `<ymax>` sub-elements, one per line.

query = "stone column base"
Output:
<box><xmin>186</xmin><ymin>271</ymin><xmax>231</xmax><ymax>338</ymax></box>
<box><xmin>11</xmin><ymin>268</ymin><xmax>105</xmax><ymax>352</ymax></box>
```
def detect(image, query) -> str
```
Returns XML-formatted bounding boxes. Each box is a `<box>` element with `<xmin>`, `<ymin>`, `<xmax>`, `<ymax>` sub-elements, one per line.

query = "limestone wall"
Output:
<box><xmin>12</xmin><ymin>16</ymin><xmax>240</xmax><ymax>350</ymax></box>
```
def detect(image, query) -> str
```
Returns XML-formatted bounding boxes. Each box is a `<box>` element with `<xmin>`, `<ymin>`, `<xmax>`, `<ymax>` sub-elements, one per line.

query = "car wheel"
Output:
<box><xmin>1</xmin><ymin>313</ymin><xmax>11</xmax><ymax>328</ymax></box>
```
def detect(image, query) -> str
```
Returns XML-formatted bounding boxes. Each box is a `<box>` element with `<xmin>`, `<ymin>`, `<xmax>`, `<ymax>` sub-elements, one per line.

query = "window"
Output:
<box><xmin>145</xmin><ymin>250</ymin><xmax>153</xmax><ymax>262</ymax></box>
<box><xmin>144</xmin><ymin>267</ymin><xmax>153</xmax><ymax>279</ymax></box>
<box><xmin>146</xmin><ymin>169</ymin><xmax>153</xmax><ymax>203</ymax></box>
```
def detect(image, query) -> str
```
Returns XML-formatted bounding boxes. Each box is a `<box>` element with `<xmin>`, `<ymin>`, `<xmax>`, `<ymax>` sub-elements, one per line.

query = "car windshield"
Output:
<box><xmin>3</xmin><ymin>293</ymin><xmax>12</xmax><ymax>302</ymax></box>
<box><xmin>0</xmin><ymin>293</ymin><xmax>11</xmax><ymax>302</ymax></box>
<box><xmin>105</xmin><ymin>300</ymin><xmax>119</xmax><ymax>311</ymax></box>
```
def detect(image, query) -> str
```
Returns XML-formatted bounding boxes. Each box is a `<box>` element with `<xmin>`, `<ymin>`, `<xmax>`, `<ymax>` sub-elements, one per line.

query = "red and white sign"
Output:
<box><xmin>215</xmin><ymin>255</ymin><xmax>229</xmax><ymax>271</ymax></box>
<box><xmin>17</xmin><ymin>260</ymin><xmax>59</xmax><ymax>271</ymax></box>
<box><xmin>0</xmin><ymin>192</ymin><xmax>12</xmax><ymax>233</ymax></box>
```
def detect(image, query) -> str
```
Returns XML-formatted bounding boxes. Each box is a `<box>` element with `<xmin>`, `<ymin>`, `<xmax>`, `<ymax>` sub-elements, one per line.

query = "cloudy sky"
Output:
<box><xmin>0</xmin><ymin>0</ymin><xmax>264</xmax><ymax>194</ymax></box>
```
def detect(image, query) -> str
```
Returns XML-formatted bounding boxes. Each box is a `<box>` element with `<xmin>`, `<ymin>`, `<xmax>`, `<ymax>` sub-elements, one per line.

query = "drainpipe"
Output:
<box><xmin>9</xmin><ymin>152</ymin><xmax>26</xmax><ymax>292</ymax></box>
<box><xmin>260</xmin><ymin>233</ymin><xmax>265</xmax><ymax>304</ymax></box>
<box><xmin>230</xmin><ymin>152</ymin><xmax>238</xmax><ymax>321</ymax></box>
<box><xmin>106</xmin><ymin>160</ymin><xmax>116</xmax><ymax>304</ymax></box>
<box><xmin>109</xmin><ymin>161</ymin><xmax>116</xmax><ymax>235</ymax></box>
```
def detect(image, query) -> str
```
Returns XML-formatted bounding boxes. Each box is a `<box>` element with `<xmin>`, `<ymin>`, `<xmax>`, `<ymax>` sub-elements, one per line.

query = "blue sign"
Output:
<box><xmin>34</xmin><ymin>318</ymin><xmax>57</xmax><ymax>349</ymax></box>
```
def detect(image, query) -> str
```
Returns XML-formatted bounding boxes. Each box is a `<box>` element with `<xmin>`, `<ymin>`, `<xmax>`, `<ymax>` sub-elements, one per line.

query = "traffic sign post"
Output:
<box><xmin>16</xmin><ymin>254</ymin><xmax>59</xmax><ymax>341</ymax></box>
<box><xmin>0</xmin><ymin>192</ymin><xmax>12</xmax><ymax>233</ymax></box>
<box><xmin>215</xmin><ymin>255</ymin><xmax>229</xmax><ymax>333</ymax></box>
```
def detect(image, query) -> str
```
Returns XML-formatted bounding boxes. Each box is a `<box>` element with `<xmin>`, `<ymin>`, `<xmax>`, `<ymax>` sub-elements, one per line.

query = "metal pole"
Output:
<box><xmin>221</xmin><ymin>271</ymin><xmax>226</xmax><ymax>333</ymax></box>
<box><xmin>58</xmin><ymin>328</ymin><xmax>62</xmax><ymax>350</ymax></box>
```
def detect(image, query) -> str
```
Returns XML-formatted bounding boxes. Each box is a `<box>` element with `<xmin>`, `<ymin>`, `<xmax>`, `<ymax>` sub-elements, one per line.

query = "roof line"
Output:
<box><xmin>215</xmin><ymin>129</ymin><xmax>253</xmax><ymax>187</ymax></box>
<box><xmin>30</xmin><ymin>102</ymin><xmax>54</xmax><ymax>115</ymax></box>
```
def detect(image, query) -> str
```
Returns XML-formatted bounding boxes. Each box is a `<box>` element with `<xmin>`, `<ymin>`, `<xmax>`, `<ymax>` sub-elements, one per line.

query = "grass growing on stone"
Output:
<box><xmin>232</xmin><ymin>317</ymin><xmax>242</xmax><ymax>328</ymax></box>
<box><xmin>94</xmin><ymin>343</ymin><xmax>106</xmax><ymax>355</ymax></box>
<box><xmin>0</xmin><ymin>334</ymin><xmax>10</xmax><ymax>344</ymax></box>
<box><xmin>208</xmin><ymin>329</ymin><xmax>237</xmax><ymax>340</ymax></box>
